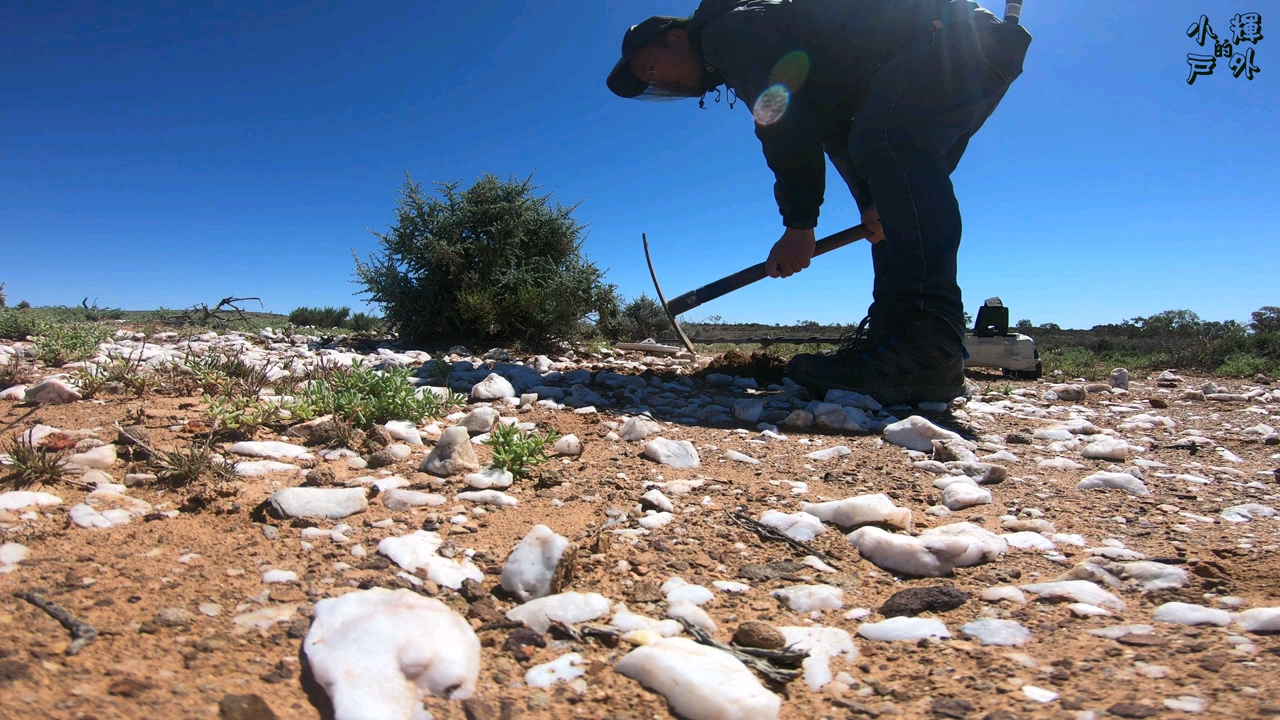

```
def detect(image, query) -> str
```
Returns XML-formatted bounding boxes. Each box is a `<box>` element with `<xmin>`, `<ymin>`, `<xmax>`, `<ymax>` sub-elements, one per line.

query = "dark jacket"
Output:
<box><xmin>688</xmin><ymin>0</ymin><xmax>956</xmax><ymax>229</ymax></box>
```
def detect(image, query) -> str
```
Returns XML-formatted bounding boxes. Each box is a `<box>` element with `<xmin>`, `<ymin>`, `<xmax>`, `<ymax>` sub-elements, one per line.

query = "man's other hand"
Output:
<box><xmin>765</xmin><ymin>227</ymin><xmax>816</xmax><ymax>278</ymax></box>
<box><xmin>862</xmin><ymin>204</ymin><xmax>885</xmax><ymax>243</ymax></box>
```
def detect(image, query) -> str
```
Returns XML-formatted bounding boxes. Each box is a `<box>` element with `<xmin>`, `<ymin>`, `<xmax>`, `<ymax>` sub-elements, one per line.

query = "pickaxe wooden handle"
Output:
<box><xmin>643</xmin><ymin>224</ymin><xmax>872</xmax><ymax>353</ymax></box>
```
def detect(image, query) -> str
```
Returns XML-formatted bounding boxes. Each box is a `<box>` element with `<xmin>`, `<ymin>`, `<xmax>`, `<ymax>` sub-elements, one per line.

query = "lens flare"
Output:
<box><xmin>753</xmin><ymin>51</ymin><xmax>810</xmax><ymax>126</ymax></box>
<box><xmin>752</xmin><ymin>85</ymin><xmax>790</xmax><ymax>126</ymax></box>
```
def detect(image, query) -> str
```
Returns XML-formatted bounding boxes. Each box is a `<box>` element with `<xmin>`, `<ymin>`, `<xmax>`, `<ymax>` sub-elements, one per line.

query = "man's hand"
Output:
<box><xmin>862</xmin><ymin>204</ymin><xmax>885</xmax><ymax>243</ymax></box>
<box><xmin>765</xmin><ymin>227</ymin><xmax>816</xmax><ymax>278</ymax></box>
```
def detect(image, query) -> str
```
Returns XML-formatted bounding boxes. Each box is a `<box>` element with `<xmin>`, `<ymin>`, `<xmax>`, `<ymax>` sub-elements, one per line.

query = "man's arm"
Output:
<box><xmin>700</xmin><ymin>7</ymin><xmax>826</xmax><ymax>230</ymax></box>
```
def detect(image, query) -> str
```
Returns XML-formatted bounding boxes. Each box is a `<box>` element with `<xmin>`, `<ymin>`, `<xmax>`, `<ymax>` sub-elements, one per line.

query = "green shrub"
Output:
<box><xmin>349</xmin><ymin>312</ymin><xmax>381</xmax><ymax>333</ymax></box>
<box><xmin>15</xmin><ymin>301</ymin><xmax>30</xmax><ymax>310</ymax></box>
<box><xmin>354</xmin><ymin>173</ymin><xmax>618</xmax><ymax>348</ymax></box>
<box><xmin>285</xmin><ymin>361</ymin><xmax>465</xmax><ymax>428</ymax></box>
<box><xmin>483</xmin><ymin>423</ymin><xmax>559</xmax><ymax>479</ymax></box>
<box><xmin>288</xmin><ymin>306</ymin><xmax>351</xmax><ymax>328</ymax></box>
<box><xmin>33</xmin><ymin>323</ymin><xmax>112</xmax><ymax>366</ymax></box>
<box><xmin>599</xmin><ymin>294</ymin><xmax>671</xmax><ymax>342</ymax></box>
<box><xmin>0</xmin><ymin>309</ymin><xmax>46</xmax><ymax>340</ymax></box>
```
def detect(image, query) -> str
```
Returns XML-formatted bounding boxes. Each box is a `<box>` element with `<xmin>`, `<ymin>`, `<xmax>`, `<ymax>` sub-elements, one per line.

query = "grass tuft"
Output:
<box><xmin>3</xmin><ymin>437</ymin><xmax>70</xmax><ymax>490</ymax></box>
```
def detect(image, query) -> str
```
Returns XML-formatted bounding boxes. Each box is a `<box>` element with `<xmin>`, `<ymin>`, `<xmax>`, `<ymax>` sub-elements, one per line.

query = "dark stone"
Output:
<box><xmin>107</xmin><ymin>677</ymin><xmax>155</xmax><ymax>698</ymax></box>
<box><xmin>459</xmin><ymin>578</ymin><xmax>489</xmax><ymax>603</ymax></box>
<box><xmin>0</xmin><ymin>659</ymin><xmax>30</xmax><ymax>682</ymax></box>
<box><xmin>1005</xmin><ymin>432</ymin><xmax>1032</xmax><ymax>445</ymax></box>
<box><xmin>1116</xmin><ymin>633</ymin><xmax>1166</xmax><ymax>647</ymax></box>
<box><xmin>733</xmin><ymin>621</ymin><xmax>786</xmax><ymax>650</ymax></box>
<box><xmin>982</xmin><ymin>712</ymin><xmax>1021</xmax><ymax>720</ymax></box>
<box><xmin>286</xmin><ymin>619</ymin><xmax>310</xmax><ymax>639</ymax></box>
<box><xmin>116</xmin><ymin>425</ymin><xmax>151</xmax><ymax>447</ymax></box>
<box><xmin>467</xmin><ymin>597</ymin><xmax>507</xmax><ymax>624</ymax></box>
<box><xmin>219</xmin><ymin>693</ymin><xmax>280</xmax><ymax>720</ymax></box>
<box><xmin>358</xmin><ymin>557</ymin><xmax>392</xmax><ymax>570</ymax></box>
<box><xmin>503</xmin><ymin>627</ymin><xmax>546</xmax><ymax>663</ymax></box>
<box><xmin>1148</xmin><ymin>397</ymin><xmax>1168</xmax><ymax>409</ymax></box>
<box><xmin>880</xmin><ymin>586</ymin><xmax>969</xmax><ymax>618</ymax></box>
<box><xmin>1197</xmin><ymin>653</ymin><xmax>1230</xmax><ymax>672</ymax></box>
<box><xmin>630</xmin><ymin>581</ymin><xmax>664</xmax><ymax>603</ymax></box>
<box><xmin>931</xmin><ymin>697</ymin><xmax>975</xmax><ymax>718</ymax></box>
<box><xmin>1107</xmin><ymin>703</ymin><xmax>1159</xmax><ymax>718</ymax></box>
<box><xmin>365</xmin><ymin>449</ymin><xmax>397</xmax><ymax>469</ymax></box>
<box><xmin>303</xmin><ymin>466</ymin><xmax>336</xmax><ymax>486</ymax></box>
<box><xmin>463</xmin><ymin>697</ymin><xmax>497</xmax><ymax>720</ymax></box>
<box><xmin>738</xmin><ymin>561</ymin><xmax>806</xmax><ymax>582</ymax></box>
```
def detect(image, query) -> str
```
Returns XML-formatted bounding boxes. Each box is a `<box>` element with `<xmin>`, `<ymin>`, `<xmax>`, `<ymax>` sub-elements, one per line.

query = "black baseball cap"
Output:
<box><xmin>606</xmin><ymin>15</ymin><xmax>686</xmax><ymax>99</ymax></box>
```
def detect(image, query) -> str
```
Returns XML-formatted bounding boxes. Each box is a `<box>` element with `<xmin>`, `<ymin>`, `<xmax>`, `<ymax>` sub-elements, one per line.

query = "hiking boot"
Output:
<box><xmin>786</xmin><ymin>310</ymin><xmax>966</xmax><ymax>405</ymax></box>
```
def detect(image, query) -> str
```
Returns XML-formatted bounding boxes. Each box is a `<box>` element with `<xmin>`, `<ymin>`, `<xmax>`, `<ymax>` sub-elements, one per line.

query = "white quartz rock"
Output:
<box><xmin>378</xmin><ymin>531</ymin><xmax>483</xmax><ymax>589</ymax></box>
<box><xmin>942</xmin><ymin>483</ymin><xmax>992</xmax><ymax>510</ymax></box>
<box><xmin>1081</xmin><ymin>438</ymin><xmax>1136</xmax><ymax>460</ymax></box>
<box><xmin>384</xmin><ymin>420</ymin><xmax>423</xmax><ymax>446</ymax></box>
<box><xmin>228</xmin><ymin>440</ymin><xmax>312</xmax><ymax>461</ymax></box>
<box><xmin>234</xmin><ymin>460</ymin><xmax>302</xmax><ymax>476</ymax></box>
<box><xmin>456</xmin><ymin>489</ymin><xmax>517</xmax><ymax>506</ymax></box>
<box><xmin>23</xmin><ymin>378</ymin><xmax>82</xmax><ymax>405</ymax></box>
<box><xmin>1002</xmin><ymin>532</ymin><xmax>1056</xmax><ymax>551</ymax></box>
<box><xmin>1038</xmin><ymin>457</ymin><xmax>1086</xmax><ymax>470</ymax></box>
<box><xmin>506</xmin><ymin>592</ymin><xmax>611</xmax><ymax>633</ymax></box>
<box><xmin>779</xmin><ymin>626</ymin><xmax>857</xmax><ymax>691</ymax></box>
<box><xmin>857</xmin><ymin>616</ymin><xmax>951</xmax><ymax>642</ymax></box>
<box><xmin>1077</xmin><ymin>471</ymin><xmax>1149</xmax><ymax>495</ymax></box>
<box><xmin>269</xmin><ymin>487</ymin><xmax>368</xmax><ymax>519</ymax></box>
<box><xmin>1115</xmin><ymin>561</ymin><xmax>1188</xmax><ymax>591</ymax></box>
<box><xmin>883</xmin><ymin>415</ymin><xmax>963</xmax><ymax>453</ymax></box>
<box><xmin>642</xmin><ymin>489</ymin><xmax>674</xmax><ymax>512</ymax></box>
<box><xmin>382</xmin><ymin>489</ymin><xmax>447</xmax><ymax>510</ymax></box>
<box><xmin>471</xmin><ymin>373</ymin><xmax>516</xmax><ymax>400</ymax></box>
<box><xmin>758</xmin><ymin>510</ymin><xmax>827</xmax><ymax>542</ymax></box>
<box><xmin>1021</xmin><ymin>580</ymin><xmax>1125</xmax><ymax>611</ymax></box>
<box><xmin>614</xmin><ymin>636</ymin><xmax>781</xmax><ymax>720</ymax></box>
<box><xmin>464</xmin><ymin>467</ymin><xmax>513</xmax><ymax>489</ymax></box>
<box><xmin>611</xmin><ymin>603</ymin><xmax>682</xmax><ymax>637</ymax></box>
<box><xmin>420</xmin><ymin>426</ymin><xmax>481</xmax><ymax>477</ymax></box>
<box><xmin>980</xmin><ymin>586</ymin><xmax>1027</xmax><ymax>604</ymax></box>
<box><xmin>501</xmin><ymin>524</ymin><xmax>573</xmax><ymax>602</ymax></box>
<box><xmin>303</xmin><ymin>588</ymin><xmax>480</xmax><ymax>720</ymax></box>
<box><xmin>621</xmin><ymin>416</ymin><xmax>661</xmax><ymax>441</ymax></box>
<box><xmin>666</xmin><ymin>599</ymin><xmax>717</xmax><ymax>632</ymax></box>
<box><xmin>770</xmin><ymin>584</ymin><xmax>843</xmax><ymax>613</ymax></box>
<box><xmin>847</xmin><ymin>523</ymin><xmax>1005</xmax><ymax>577</ymax></box>
<box><xmin>805</xmin><ymin>445</ymin><xmax>851</xmax><ymax>461</ymax></box>
<box><xmin>959</xmin><ymin>619</ymin><xmax>1031</xmax><ymax>646</ymax></box>
<box><xmin>458</xmin><ymin>407</ymin><xmax>498</xmax><ymax>434</ymax></box>
<box><xmin>662</xmin><ymin>577</ymin><xmax>714</xmax><ymax>606</ymax></box>
<box><xmin>1235</xmin><ymin>607</ymin><xmax>1280</xmax><ymax>633</ymax></box>
<box><xmin>802</xmin><ymin>494</ymin><xmax>912</xmax><ymax>531</ymax></box>
<box><xmin>69</xmin><ymin>490</ymin><xmax>152</xmax><ymax>528</ymax></box>
<box><xmin>0</xmin><ymin>491</ymin><xmax>63</xmax><ymax>511</ymax></box>
<box><xmin>0</xmin><ymin>542</ymin><xmax>29</xmax><ymax>573</ymax></box>
<box><xmin>1152</xmin><ymin>602</ymin><xmax>1232</xmax><ymax>626</ymax></box>
<box><xmin>642</xmin><ymin>437</ymin><xmax>700</xmax><ymax>469</ymax></box>
<box><xmin>67</xmin><ymin>444</ymin><xmax>117</xmax><ymax>469</ymax></box>
<box><xmin>526</xmin><ymin>652</ymin><xmax>585</xmax><ymax>689</ymax></box>
<box><xmin>1220</xmin><ymin>503</ymin><xmax>1276</xmax><ymax>523</ymax></box>
<box><xmin>640</xmin><ymin>512</ymin><xmax>673</xmax><ymax>529</ymax></box>
<box><xmin>554</xmin><ymin>434</ymin><xmax>583</xmax><ymax>456</ymax></box>
<box><xmin>724</xmin><ymin>449</ymin><xmax>759</xmax><ymax>465</ymax></box>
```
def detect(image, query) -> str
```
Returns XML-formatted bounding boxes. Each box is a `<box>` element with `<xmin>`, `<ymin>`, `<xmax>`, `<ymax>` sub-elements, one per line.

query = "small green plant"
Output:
<box><xmin>3</xmin><ymin>438</ymin><xmax>69</xmax><ymax>490</ymax></box>
<box><xmin>0</xmin><ymin>356</ymin><xmax>35</xmax><ymax>389</ymax></box>
<box><xmin>182</xmin><ymin>351</ymin><xmax>276</xmax><ymax>398</ymax></box>
<box><xmin>483</xmin><ymin>423</ymin><xmax>560</xmax><ymax>479</ymax></box>
<box><xmin>204</xmin><ymin>395</ymin><xmax>285</xmax><ymax>434</ymax></box>
<box><xmin>288</xmin><ymin>306</ymin><xmax>351</xmax><ymax>328</ymax></box>
<box><xmin>1219</xmin><ymin>352</ymin><xmax>1272</xmax><ymax>378</ymax></box>
<box><xmin>285</xmin><ymin>361</ymin><xmax>460</xmax><ymax>428</ymax></box>
<box><xmin>32</xmin><ymin>323</ymin><xmax>112</xmax><ymax>367</ymax></box>
<box><xmin>0</xmin><ymin>310</ymin><xmax>47</xmax><ymax>341</ymax></box>
<box><xmin>153</xmin><ymin>439</ymin><xmax>237</xmax><ymax>487</ymax></box>
<box><xmin>73</xmin><ymin>352</ymin><xmax>154</xmax><ymax>397</ymax></box>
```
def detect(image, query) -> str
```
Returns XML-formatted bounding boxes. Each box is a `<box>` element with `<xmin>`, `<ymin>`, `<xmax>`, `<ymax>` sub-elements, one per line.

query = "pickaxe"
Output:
<box><xmin>643</xmin><ymin>224</ymin><xmax>872</xmax><ymax>353</ymax></box>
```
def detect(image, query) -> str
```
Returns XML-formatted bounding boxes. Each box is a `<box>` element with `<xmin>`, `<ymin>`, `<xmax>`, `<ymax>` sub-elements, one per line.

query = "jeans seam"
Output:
<box><xmin>880</xmin><ymin>33</ymin><xmax>935</xmax><ymax>308</ymax></box>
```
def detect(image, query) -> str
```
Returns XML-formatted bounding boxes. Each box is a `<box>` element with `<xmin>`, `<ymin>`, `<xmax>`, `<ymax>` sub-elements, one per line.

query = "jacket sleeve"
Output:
<box><xmin>700</xmin><ymin>9</ymin><xmax>827</xmax><ymax>230</ymax></box>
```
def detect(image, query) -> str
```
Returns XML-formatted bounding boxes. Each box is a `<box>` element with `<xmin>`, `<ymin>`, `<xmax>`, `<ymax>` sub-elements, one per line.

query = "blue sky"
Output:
<box><xmin>2</xmin><ymin>0</ymin><xmax>1277</xmax><ymax>329</ymax></box>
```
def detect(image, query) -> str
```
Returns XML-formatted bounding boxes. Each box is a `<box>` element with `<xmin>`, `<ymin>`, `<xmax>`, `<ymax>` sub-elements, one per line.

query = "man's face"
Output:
<box><xmin>628</xmin><ymin>29</ymin><xmax>704</xmax><ymax>96</ymax></box>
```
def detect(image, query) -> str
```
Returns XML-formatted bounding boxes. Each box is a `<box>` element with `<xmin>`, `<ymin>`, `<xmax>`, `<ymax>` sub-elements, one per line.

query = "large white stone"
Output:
<box><xmin>553</xmin><ymin>434</ymin><xmax>583</xmax><ymax>456</ymax></box>
<box><xmin>611</xmin><ymin>603</ymin><xmax>682</xmax><ymax>637</ymax></box>
<box><xmin>505</xmin><ymin>592</ymin><xmax>611</xmax><ymax>633</ymax></box>
<box><xmin>0</xmin><ymin>542</ymin><xmax>29</xmax><ymax>573</ymax></box>
<box><xmin>269</xmin><ymin>487</ymin><xmax>368</xmax><ymax>519</ymax></box>
<box><xmin>942</xmin><ymin>483</ymin><xmax>992</xmax><ymax>510</ymax></box>
<box><xmin>642</xmin><ymin>437</ymin><xmax>700</xmax><ymax>469</ymax></box>
<box><xmin>378</xmin><ymin>531</ymin><xmax>483</xmax><ymax>589</ymax></box>
<box><xmin>525</xmin><ymin>653</ymin><xmax>585</xmax><ymax>689</ymax></box>
<box><xmin>1152</xmin><ymin>602</ymin><xmax>1232</xmax><ymax>626</ymax></box>
<box><xmin>0</xmin><ymin>491</ymin><xmax>63</xmax><ymax>511</ymax></box>
<box><xmin>802</xmin><ymin>494</ymin><xmax>911</xmax><ymax>531</ymax></box>
<box><xmin>67</xmin><ymin>444</ymin><xmax>117</xmax><ymax>469</ymax></box>
<box><xmin>470</xmin><ymin>373</ymin><xmax>516</xmax><ymax>400</ymax></box>
<box><xmin>1081</xmin><ymin>438</ymin><xmax>1135</xmax><ymax>461</ymax></box>
<box><xmin>806</xmin><ymin>445</ymin><xmax>851</xmax><ymax>461</ymax></box>
<box><xmin>420</xmin><ymin>426</ymin><xmax>480</xmax><ymax>477</ymax></box>
<box><xmin>614</xmin><ymin>636</ymin><xmax>781</xmax><ymax>720</ymax></box>
<box><xmin>228</xmin><ymin>440</ymin><xmax>312</xmax><ymax>460</ymax></box>
<box><xmin>464</xmin><ymin>467</ymin><xmax>513</xmax><ymax>489</ymax></box>
<box><xmin>457</xmin><ymin>407</ymin><xmax>498</xmax><ymax>434</ymax></box>
<box><xmin>303</xmin><ymin>588</ymin><xmax>480</xmax><ymax>719</ymax></box>
<box><xmin>621</xmin><ymin>416</ymin><xmax>661</xmax><ymax>441</ymax></box>
<box><xmin>1235</xmin><ymin>607</ymin><xmax>1280</xmax><ymax>633</ymax></box>
<box><xmin>770</xmin><ymin>584</ymin><xmax>843</xmax><ymax>613</ymax></box>
<box><xmin>758</xmin><ymin>510</ymin><xmax>826</xmax><ymax>542</ymax></box>
<box><xmin>1021</xmin><ymin>580</ymin><xmax>1125</xmax><ymax>611</ymax></box>
<box><xmin>959</xmin><ymin>619</ymin><xmax>1031</xmax><ymax>646</ymax></box>
<box><xmin>857</xmin><ymin>616</ymin><xmax>951</xmax><ymax>642</ymax></box>
<box><xmin>384</xmin><ymin>420</ymin><xmax>423</xmax><ymax>446</ymax></box>
<box><xmin>847</xmin><ymin>523</ymin><xmax>1005</xmax><ymax>577</ymax></box>
<box><xmin>501</xmin><ymin>525</ymin><xmax>573</xmax><ymax>602</ymax></box>
<box><xmin>381</xmin><ymin>489</ymin><xmax>447</xmax><ymax>510</ymax></box>
<box><xmin>23</xmin><ymin>378</ymin><xmax>81</xmax><ymax>405</ymax></box>
<box><xmin>778</xmin><ymin>626</ymin><xmax>857</xmax><ymax>691</ymax></box>
<box><xmin>1077</xmin><ymin>471</ymin><xmax>1149</xmax><ymax>496</ymax></box>
<box><xmin>883</xmin><ymin>415</ymin><xmax>963</xmax><ymax>453</ymax></box>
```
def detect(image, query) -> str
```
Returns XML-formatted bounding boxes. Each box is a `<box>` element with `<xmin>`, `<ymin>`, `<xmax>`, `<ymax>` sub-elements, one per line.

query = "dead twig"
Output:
<box><xmin>550</xmin><ymin>621</ymin><xmax>620</xmax><ymax>647</ymax></box>
<box><xmin>726</xmin><ymin>510</ymin><xmax>840</xmax><ymax>568</ymax></box>
<box><xmin>674</xmin><ymin>617</ymin><xmax>806</xmax><ymax>685</ymax></box>
<box><xmin>15</xmin><ymin>589</ymin><xmax>98</xmax><ymax>655</ymax></box>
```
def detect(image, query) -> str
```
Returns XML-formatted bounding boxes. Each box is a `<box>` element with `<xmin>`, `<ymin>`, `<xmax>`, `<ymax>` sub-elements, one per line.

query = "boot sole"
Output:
<box><xmin>789</xmin><ymin>368</ymin><xmax>966</xmax><ymax>407</ymax></box>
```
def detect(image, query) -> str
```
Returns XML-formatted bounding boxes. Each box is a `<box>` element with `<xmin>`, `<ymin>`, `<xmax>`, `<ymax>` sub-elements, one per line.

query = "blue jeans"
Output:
<box><xmin>826</xmin><ymin>2</ymin><xmax>1031</xmax><ymax>339</ymax></box>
